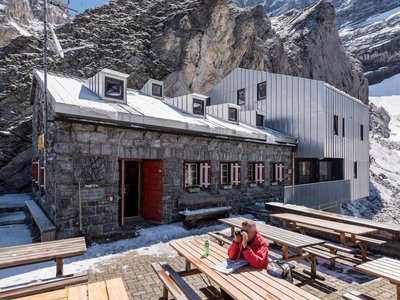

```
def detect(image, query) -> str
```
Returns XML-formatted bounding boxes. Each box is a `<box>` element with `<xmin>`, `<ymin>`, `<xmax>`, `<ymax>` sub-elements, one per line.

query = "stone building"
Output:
<box><xmin>30</xmin><ymin>69</ymin><xmax>297</xmax><ymax>238</ymax></box>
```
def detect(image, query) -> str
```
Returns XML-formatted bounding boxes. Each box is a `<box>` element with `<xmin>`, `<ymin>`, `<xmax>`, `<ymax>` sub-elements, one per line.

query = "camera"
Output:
<box><xmin>235</xmin><ymin>230</ymin><xmax>243</xmax><ymax>237</ymax></box>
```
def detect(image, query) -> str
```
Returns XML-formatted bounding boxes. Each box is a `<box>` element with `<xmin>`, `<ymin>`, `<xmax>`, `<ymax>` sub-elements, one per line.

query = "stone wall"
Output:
<box><xmin>35</xmin><ymin>117</ymin><xmax>292</xmax><ymax>238</ymax></box>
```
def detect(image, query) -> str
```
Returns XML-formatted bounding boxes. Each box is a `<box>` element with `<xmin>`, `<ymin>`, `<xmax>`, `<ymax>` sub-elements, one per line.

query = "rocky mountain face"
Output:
<box><xmin>0</xmin><ymin>0</ymin><xmax>367</xmax><ymax>194</ymax></box>
<box><xmin>0</xmin><ymin>0</ymin><xmax>69</xmax><ymax>47</ymax></box>
<box><xmin>235</xmin><ymin>0</ymin><xmax>400</xmax><ymax>85</ymax></box>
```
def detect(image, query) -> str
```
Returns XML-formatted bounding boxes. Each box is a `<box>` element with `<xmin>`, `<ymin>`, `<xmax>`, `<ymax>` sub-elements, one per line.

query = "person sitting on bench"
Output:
<box><xmin>228</xmin><ymin>220</ymin><xmax>269</xmax><ymax>269</ymax></box>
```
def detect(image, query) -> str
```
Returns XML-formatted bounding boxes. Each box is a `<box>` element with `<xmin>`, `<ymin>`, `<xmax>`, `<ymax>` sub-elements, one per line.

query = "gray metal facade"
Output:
<box><xmin>206</xmin><ymin>68</ymin><xmax>369</xmax><ymax>203</ymax></box>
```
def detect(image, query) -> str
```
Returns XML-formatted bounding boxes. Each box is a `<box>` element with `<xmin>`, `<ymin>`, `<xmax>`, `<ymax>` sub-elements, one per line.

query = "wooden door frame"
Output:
<box><xmin>119</xmin><ymin>159</ymin><xmax>142</xmax><ymax>226</ymax></box>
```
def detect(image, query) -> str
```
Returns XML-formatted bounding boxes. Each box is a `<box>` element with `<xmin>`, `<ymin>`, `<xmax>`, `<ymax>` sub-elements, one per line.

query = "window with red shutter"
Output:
<box><xmin>184</xmin><ymin>161</ymin><xmax>211</xmax><ymax>189</ymax></box>
<box><xmin>271</xmin><ymin>162</ymin><xmax>284</xmax><ymax>183</ymax></box>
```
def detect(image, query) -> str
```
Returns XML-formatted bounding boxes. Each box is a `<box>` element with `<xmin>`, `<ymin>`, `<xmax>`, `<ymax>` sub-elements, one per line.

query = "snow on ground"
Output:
<box><xmin>359</xmin><ymin>5</ymin><xmax>400</xmax><ymax>27</ymax></box>
<box><xmin>8</xmin><ymin>21</ymin><xmax>32</xmax><ymax>36</ymax></box>
<box><xmin>0</xmin><ymin>224</ymin><xmax>31</xmax><ymax>248</ymax></box>
<box><xmin>0</xmin><ymin>193</ymin><xmax>31</xmax><ymax>209</ymax></box>
<box><xmin>369</xmin><ymin>73</ymin><xmax>400</xmax><ymax>97</ymax></box>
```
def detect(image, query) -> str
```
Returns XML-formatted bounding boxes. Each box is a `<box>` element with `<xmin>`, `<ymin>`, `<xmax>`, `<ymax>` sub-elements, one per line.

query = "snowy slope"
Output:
<box><xmin>342</xmin><ymin>75</ymin><xmax>400</xmax><ymax>224</ymax></box>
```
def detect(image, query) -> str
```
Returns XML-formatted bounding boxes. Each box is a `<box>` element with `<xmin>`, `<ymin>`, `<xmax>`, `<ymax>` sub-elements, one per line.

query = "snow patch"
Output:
<box><xmin>369</xmin><ymin>74</ymin><xmax>400</xmax><ymax>97</ymax></box>
<box><xmin>9</xmin><ymin>21</ymin><xmax>32</xmax><ymax>36</ymax></box>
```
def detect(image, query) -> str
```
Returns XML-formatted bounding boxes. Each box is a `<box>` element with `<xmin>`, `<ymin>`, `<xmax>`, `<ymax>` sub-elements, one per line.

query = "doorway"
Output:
<box><xmin>119</xmin><ymin>160</ymin><xmax>141</xmax><ymax>225</ymax></box>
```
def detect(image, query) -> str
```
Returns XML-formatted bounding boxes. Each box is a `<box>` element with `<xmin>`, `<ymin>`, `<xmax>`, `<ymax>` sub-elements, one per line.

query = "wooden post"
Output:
<box><xmin>359</xmin><ymin>242</ymin><xmax>367</xmax><ymax>261</ymax></box>
<box><xmin>396</xmin><ymin>285</ymin><xmax>399</xmax><ymax>300</ymax></box>
<box><xmin>310</xmin><ymin>255</ymin><xmax>317</xmax><ymax>275</ymax></box>
<box><xmin>282</xmin><ymin>245</ymin><xmax>288</xmax><ymax>259</ymax></box>
<box><xmin>56</xmin><ymin>258</ymin><xmax>63</xmax><ymax>276</ymax></box>
<box><xmin>339</xmin><ymin>232</ymin><xmax>347</xmax><ymax>245</ymax></box>
<box><xmin>185</xmin><ymin>259</ymin><xmax>191</xmax><ymax>272</ymax></box>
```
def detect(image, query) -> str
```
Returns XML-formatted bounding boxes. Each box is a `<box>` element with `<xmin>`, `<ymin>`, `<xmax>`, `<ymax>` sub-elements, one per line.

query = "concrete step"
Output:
<box><xmin>0</xmin><ymin>211</ymin><xmax>27</xmax><ymax>226</ymax></box>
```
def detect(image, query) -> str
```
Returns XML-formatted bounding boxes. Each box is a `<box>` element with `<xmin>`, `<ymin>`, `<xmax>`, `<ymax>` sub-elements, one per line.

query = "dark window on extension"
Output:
<box><xmin>104</xmin><ymin>77</ymin><xmax>124</xmax><ymax>100</ymax></box>
<box><xmin>354</xmin><ymin>161</ymin><xmax>358</xmax><ymax>179</ymax></box>
<box><xmin>257</xmin><ymin>82</ymin><xmax>266</xmax><ymax>100</ymax></box>
<box><xmin>228</xmin><ymin>107</ymin><xmax>238</xmax><ymax>122</ymax></box>
<box><xmin>237</xmin><ymin>88</ymin><xmax>245</xmax><ymax>105</ymax></box>
<box><xmin>342</xmin><ymin>118</ymin><xmax>345</xmax><ymax>137</ymax></box>
<box><xmin>256</xmin><ymin>114</ymin><xmax>264</xmax><ymax>127</ymax></box>
<box><xmin>192</xmin><ymin>98</ymin><xmax>205</xmax><ymax>116</ymax></box>
<box><xmin>360</xmin><ymin>124</ymin><xmax>364</xmax><ymax>141</ymax></box>
<box><xmin>152</xmin><ymin>83</ymin><xmax>163</xmax><ymax>97</ymax></box>
<box><xmin>334</xmin><ymin>115</ymin><xmax>338</xmax><ymax>136</ymax></box>
<box><xmin>206</xmin><ymin>97</ymin><xmax>211</xmax><ymax>106</ymax></box>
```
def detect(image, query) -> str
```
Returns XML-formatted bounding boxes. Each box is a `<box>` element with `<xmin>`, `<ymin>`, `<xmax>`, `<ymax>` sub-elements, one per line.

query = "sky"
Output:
<box><xmin>63</xmin><ymin>0</ymin><xmax>111</xmax><ymax>16</ymax></box>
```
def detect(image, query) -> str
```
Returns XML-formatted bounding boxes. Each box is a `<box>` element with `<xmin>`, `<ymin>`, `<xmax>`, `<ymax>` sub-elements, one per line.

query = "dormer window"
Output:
<box><xmin>105</xmin><ymin>77</ymin><xmax>124</xmax><ymax>100</ymax></box>
<box><xmin>193</xmin><ymin>98</ymin><xmax>205</xmax><ymax>116</ymax></box>
<box><xmin>257</xmin><ymin>81</ymin><xmax>266</xmax><ymax>100</ymax></box>
<box><xmin>256</xmin><ymin>113</ymin><xmax>264</xmax><ymax>127</ymax></box>
<box><xmin>228</xmin><ymin>107</ymin><xmax>238</xmax><ymax>122</ymax></box>
<box><xmin>152</xmin><ymin>83</ymin><xmax>163</xmax><ymax>97</ymax></box>
<box><xmin>237</xmin><ymin>88</ymin><xmax>245</xmax><ymax>105</ymax></box>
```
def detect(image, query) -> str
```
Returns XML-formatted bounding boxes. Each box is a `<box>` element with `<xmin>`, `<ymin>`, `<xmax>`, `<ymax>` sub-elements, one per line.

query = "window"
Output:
<box><xmin>104</xmin><ymin>77</ymin><xmax>124</xmax><ymax>100</ymax></box>
<box><xmin>237</xmin><ymin>88</ymin><xmax>245</xmax><ymax>105</ymax></box>
<box><xmin>220</xmin><ymin>162</ymin><xmax>241</xmax><ymax>186</ymax></box>
<box><xmin>184</xmin><ymin>162</ymin><xmax>211</xmax><ymax>188</ymax></box>
<box><xmin>360</xmin><ymin>124</ymin><xmax>364</xmax><ymax>141</ymax></box>
<box><xmin>342</xmin><ymin>118</ymin><xmax>345</xmax><ymax>137</ymax></box>
<box><xmin>354</xmin><ymin>161</ymin><xmax>358</xmax><ymax>179</ymax></box>
<box><xmin>271</xmin><ymin>163</ymin><xmax>284</xmax><ymax>183</ymax></box>
<box><xmin>206</xmin><ymin>97</ymin><xmax>211</xmax><ymax>106</ymax></box>
<box><xmin>192</xmin><ymin>98</ymin><xmax>205</xmax><ymax>116</ymax></box>
<box><xmin>228</xmin><ymin>107</ymin><xmax>238</xmax><ymax>122</ymax></box>
<box><xmin>248</xmin><ymin>162</ymin><xmax>265</xmax><ymax>184</ymax></box>
<box><xmin>334</xmin><ymin>115</ymin><xmax>338</xmax><ymax>136</ymax></box>
<box><xmin>152</xmin><ymin>83</ymin><xmax>163</xmax><ymax>97</ymax></box>
<box><xmin>256</xmin><ymin>114</ymin><xmax>264</xmax><ymax>127</ymax></box>
<box><xmin>295</xmin><ymin>158</ymin><xmax>344</xmax><ymax>184</ymax></box>
<box><xmin>298</xmin><ymin>160</ymin><xmax>312</xmax><ymax>184</ymax></box>
<box><xmin>257</xmin><ymin>81</ymin><xmax>266</xmax><ymax>100</ymax></box>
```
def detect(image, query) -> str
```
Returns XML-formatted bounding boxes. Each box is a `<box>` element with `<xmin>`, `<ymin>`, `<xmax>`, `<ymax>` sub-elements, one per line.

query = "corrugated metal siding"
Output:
<box><xmin>284</xmin><ymin>180</ymin><xmax>351</xmax><ymax>209</ymax></box>
<box><xmin>205</xmin><ymin>67</ymin><xmax>369</xmax><ymax>202</ymax></box>
<box><xmin>324</xmin><ymin>86</ymin><xmax>369</xmax><ymax>200</ymax></box>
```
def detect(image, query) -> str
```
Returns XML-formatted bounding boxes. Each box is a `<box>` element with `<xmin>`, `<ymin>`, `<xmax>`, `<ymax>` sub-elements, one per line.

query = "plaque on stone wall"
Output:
<box><xmin>74</xmin><ymin>156</ymin><xmax>107</xmax><ymax>183</ymax></box>
<box><xmin>80</xmin><ymin>187</ymin><xmax>106</xmax><ymax>201</ymax></box>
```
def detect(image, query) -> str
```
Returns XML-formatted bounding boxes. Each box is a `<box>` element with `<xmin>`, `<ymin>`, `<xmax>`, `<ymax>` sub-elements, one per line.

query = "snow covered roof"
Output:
<box><xmin>32</xmin><ymin>70</ymin><xmax>297</xmax><ymax>146</ymax></box>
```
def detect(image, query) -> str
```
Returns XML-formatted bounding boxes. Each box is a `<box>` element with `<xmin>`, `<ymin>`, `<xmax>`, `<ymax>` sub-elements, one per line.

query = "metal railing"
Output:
<box><xmin>283</xmin><ymin>179</ymin><xmax>351</xmax><ymax>209</ymax></box>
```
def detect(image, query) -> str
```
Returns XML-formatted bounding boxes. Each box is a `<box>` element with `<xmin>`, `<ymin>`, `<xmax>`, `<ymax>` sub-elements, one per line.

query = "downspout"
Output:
<box><xmin>292</xmin><ymin>148</ymin><xmax>296</xmax><ymax>198</ymax></box>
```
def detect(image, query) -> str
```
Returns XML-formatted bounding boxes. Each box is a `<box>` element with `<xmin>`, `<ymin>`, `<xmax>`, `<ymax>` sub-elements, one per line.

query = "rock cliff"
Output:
<box><xmin>0</xmin><ymin>0</ymin><xmax>369</xmax><ymax>193</ymax></box>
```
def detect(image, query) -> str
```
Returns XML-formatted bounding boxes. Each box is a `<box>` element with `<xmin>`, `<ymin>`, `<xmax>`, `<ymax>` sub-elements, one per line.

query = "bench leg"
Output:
<box><xmin>282</xmin><ymin>245</ymin><xmax>289</xmax><ymax>260</ymax></box>
<box><xmin>163</xmin><ymin>285</ymin><xmax>168</xmax><ymax>300</ymax></box>
<box><xmin>185</xmin><ymin>259</ymin><xmax>191</xmax><ymax>272</ymax></box>
<box><xmin>56</xmin><ymin>258</ymin><xmax>63</xmax><ymax>277</ymax></box>
<box><xmin>329</xmin><ymin>249</ymin><xmax>337</xmax><ymax>267</ymax></box>
<box><xmin>358</xmin><ymin>242</ymin><xmax>367</xmax><ymax>261</ymax></box>
<box><xmin>397</xmin><ymin>284</ymin><xmax>399</xmax><ymax>300</ymax></box>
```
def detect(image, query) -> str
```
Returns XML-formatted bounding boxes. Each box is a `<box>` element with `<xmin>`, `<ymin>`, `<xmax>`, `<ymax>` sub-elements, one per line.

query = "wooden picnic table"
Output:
<box><xmin>13</xmin><ymin>277</ymin><xmax>129</xmax><ymax>300</ymax></box>
<box><xmin>266</xmin><ymin>202</ymin><xmax>400</xmax><ymax>239</ymax></box>
<box><xmin>270</xmin><ymin>213</ymin><xmax>378</xmax><ymax>260</ymax></box>
<box><xmin>170</xmin><ymin>239</ymin><xmax>321</xmax><ymax>300</ymax></box>
<box><xmin>0</xmin><ymin>237</ymin><xmax>87</xmax><ymax>277</ymax></box>
<box><xmin>356</xmin><ymin>257</ymin><xmax>400</xmax><ymax>299</ymax></box>
<box><xmin>219</xmin><ymin>217</ymin><xmax>326</xmax><ymax>279</ymax></box>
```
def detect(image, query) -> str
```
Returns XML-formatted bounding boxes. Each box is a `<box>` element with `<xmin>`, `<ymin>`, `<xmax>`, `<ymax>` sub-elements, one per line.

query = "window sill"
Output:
<box><xmin>221</xmin><ymin>185</ymin><xmax>232</xmax><ymax>190</ymax></box>
<box><xmin>249</xmin><ymin>183</ymin><xmax>257</xmax><ymax>188</ymax></box>
<box><xmin>187</xmin><ymin>187</ymin><xmax>201</xmax><ymax>193</ymax></box>
<box><xmin>271</xmin><ymin>182</ymin><xmax>278</xmax><ymax>186</ymax></box>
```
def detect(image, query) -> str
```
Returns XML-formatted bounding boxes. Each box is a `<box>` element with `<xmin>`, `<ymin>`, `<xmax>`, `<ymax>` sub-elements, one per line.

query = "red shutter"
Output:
<box><xmin>32</xmin><ymin>160</ymin><xmax>38</xmax><ymax>184</ymax></box>
<box><xmin>200</xmin><ymin>162</ymin><xmax>211</xmax><ymax>188</ymax></box>
<box><xmin>276</xmin><ymin>163</ymin><xmax>284</xmax><ymax>182</ymax></box>
<box><xmin>256</xmin><ymin>163</ymin><xmax>265</xmax><ymax>184</ymax></box>
<box><xmin>184</xmin><ymin>163</ymin><xmax>189</xmax><ymax>187</ymax></box>
<box><xmin>40</xmin><ymin>161</ymin><xmax>45</xmax><ymax>191</ymax></box>
<box><xmin>232</xmin><ymin>162</ymin><xmax>241</xmax><ymax>186</ymax></box>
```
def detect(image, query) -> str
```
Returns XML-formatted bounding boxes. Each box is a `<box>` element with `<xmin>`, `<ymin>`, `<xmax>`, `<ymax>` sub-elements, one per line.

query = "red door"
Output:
<box><xmin>142</xmin><ymin>160</ymin><xmax>164</xmax><ymax>221</ymax></box>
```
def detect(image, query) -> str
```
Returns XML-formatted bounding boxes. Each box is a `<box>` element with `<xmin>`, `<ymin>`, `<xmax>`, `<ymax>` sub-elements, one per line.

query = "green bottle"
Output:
<box><xmin>204</xmin><ymin>240</ymin><xmax>209</xmax><ymax>257</ymax></box>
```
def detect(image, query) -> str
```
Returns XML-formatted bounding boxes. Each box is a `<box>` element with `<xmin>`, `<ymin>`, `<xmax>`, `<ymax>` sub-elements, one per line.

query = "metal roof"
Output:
<box><xmin>33</xmin><ymin>70</ymin><xmax>297</xmax><ymax>146</ymax></box>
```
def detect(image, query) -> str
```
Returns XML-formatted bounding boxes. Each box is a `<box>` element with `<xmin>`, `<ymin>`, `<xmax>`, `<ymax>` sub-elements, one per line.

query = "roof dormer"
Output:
<box><xmin>140</xmin><ymin>78</ymin><xmax>164</xmax><ymax>99</ymax></box>
<box><xmin>165</xmin><ymin>93</ymin><xmax>208</xmax><ymax>118</ymax></box>
<box><xmin>240</xmin><ymin>110</ymin><xmax>267</xmax><ymax>127</ymax></box>
<box><xmin>206</xmin><ymin>103</ymin><xmax>241</xmax><ymax>124</ymax></box>
<box><xmin>84</xmin><ymin>68</ymin><xmax>129</xmax><ymax>104</ymax></box>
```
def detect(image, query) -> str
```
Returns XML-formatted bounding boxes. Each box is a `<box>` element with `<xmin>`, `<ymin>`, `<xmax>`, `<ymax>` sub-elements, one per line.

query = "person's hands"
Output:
<box><xmin>241</xmin><ymin>231</ymin><xmax>248</xmax><ymax>248</ymax></box>
<box><xmin>233</xmin><ymin>230</ymin><xmax>241</xmax><ymax>243</ymax></box>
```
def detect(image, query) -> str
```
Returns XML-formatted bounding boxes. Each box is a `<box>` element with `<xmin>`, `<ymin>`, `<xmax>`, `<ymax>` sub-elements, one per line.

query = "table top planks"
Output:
<box><xmin>13</xmin><ymin>278</ymin><xmax>129</xmax><ymax>300</ymax></box>
<box><xmin>270</xmin><ymin>213</ymin><xmax>378</xmax><ymax>235</ymax></box>
<box><xmin>266</xmin><ymin>202</ymin><xmax>400</xmax><ymax>233</ymax></box>
<box><xmin>170</xmin><ymin>239</ymin><xmax>321</xmax><ymax>300</ymax></box>
<box><xmin>0</xmin><ymin>237</ymin><xmax>87</xmax><ymax>269</ymax></box>
<box><xmin>356</xmin><ymin>257</ymin><xmax>400</xmax><ymax>284</ymax></box>
<box><xmin>219</xmin><ymin>217</ymin><xmax>325</xmax><ymax>248</ymax></box>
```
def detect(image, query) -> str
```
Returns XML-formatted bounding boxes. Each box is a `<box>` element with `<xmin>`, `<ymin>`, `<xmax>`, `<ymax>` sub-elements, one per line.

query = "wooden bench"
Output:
<box><xmin>342</xmin><ymin>290</ymin><xmax>376</xmax><ymax>300</ymax></box>
<box><xmin>26</xmin><ymin>200</ymin><xmax>56</xmax><ymax>241</ymax></box>
<box><xmin>303</xmin><ymin>246</ymin><xmax>339</xmax><ymax>267</ymax></box>
<box><xmin>8</xmin><ymin>277</ymin><xmax>129</xmax><ymax>300</ymax></box>
<box><xmin>179</xmin><ymin>206</ymin><xmax>232</xmax><ymax>228</ymax></box>
<box><xmin>0</xmin><ymin>272</ymin><xmax>88</xmax><ymax>300</ymax></box>
<box><xmin>0</xmin><ymin>237</ymin><xmax>87</xmax><ymax>299</ymax></box>
<box><xmin>151</xmin><ymin>262</ymin><xmax>202</xmax><ymax>300</ymax></box>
